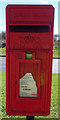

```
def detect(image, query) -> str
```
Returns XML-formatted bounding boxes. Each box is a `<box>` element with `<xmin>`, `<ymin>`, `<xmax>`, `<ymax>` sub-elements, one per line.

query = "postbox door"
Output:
<box><xmin>10</xmin><ymin>51</ymin><xmax>45</xmax><ymax>113</ymax></box>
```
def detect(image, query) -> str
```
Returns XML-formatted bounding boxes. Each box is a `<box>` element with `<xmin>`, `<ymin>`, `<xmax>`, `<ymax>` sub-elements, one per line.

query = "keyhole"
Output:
<box><xmin>15</xmin><ymin>80</ymin><xmax>17</xmax><ymax>84</ymax></box>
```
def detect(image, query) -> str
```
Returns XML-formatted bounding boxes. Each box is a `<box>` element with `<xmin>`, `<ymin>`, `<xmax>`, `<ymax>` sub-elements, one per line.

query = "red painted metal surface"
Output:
<box><xmin>6</xmin><ymin>5</ymin><xmax>54</xmax><ymax>116</ymax></box>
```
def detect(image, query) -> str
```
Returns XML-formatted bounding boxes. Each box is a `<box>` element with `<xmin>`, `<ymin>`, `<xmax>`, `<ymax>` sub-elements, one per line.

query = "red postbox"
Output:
<box><xmin>6</xmin><ymin>5</ymin><xmax>54</xmax><ymax>116</ymax></box>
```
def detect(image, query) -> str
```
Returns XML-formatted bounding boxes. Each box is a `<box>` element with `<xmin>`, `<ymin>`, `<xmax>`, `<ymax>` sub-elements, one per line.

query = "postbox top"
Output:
<box><xmin>6</xmin><ymin>5</ymin><xmax>54</xmax><ymax>26</ymax></box>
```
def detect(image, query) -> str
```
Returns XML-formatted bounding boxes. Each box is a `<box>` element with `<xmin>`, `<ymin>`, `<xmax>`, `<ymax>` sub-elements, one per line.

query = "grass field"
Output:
<box><xmin>0</xmin><ymin>72</ymin><xmax>59</xmax><ymax>119</ymax></box>
<box><xmin>53</xmin><ymin>47</ymin><xmax>60</xmax><ymax>58</ymax></box>
<box><xmin>0</xmin><ymin>47</ymin><xmax>6</xmax><ymax>56</ymax></box>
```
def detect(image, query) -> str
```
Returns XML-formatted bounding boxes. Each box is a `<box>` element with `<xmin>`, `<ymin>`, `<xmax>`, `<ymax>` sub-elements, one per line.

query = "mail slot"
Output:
<box><xmin>6</xmin><ymin>5</ymin><xmax>54</xmax><ymax>116</ymax></box>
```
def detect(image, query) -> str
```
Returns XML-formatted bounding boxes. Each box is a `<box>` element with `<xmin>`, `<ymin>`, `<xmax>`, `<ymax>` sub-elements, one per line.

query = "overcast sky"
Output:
<box><xmin>0</xmin><ymin>0</ymin><xmax>60</xmax><ymax>34</ymax></box>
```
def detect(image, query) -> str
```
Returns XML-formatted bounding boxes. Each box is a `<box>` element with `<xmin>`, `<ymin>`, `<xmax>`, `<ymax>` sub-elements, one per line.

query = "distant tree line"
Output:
<box><xmin>0</xmin><ymin>32</ymin><xmax>6</xmax><ymax>40</ymax></box>
<box><xmin>0</xmin><ymin>32</ymin><xmax>6</xmax><ymax>48</ymax></box>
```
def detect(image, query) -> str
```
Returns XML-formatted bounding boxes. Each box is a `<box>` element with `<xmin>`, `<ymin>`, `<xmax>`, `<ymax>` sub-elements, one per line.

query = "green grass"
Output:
<box><xmin>0</xmin><ymin>47</ymin><xmax>6</xmax><ymax>56</ymax></box>
<box><xmin>53</xmin><ymin>47</ymin><xmax>60</xmax><ymax>58</ymax></box>
<box><xmin>0</xmin><ymin>72</ymin><xmax>58</xmax><ymax>119</ymax></box>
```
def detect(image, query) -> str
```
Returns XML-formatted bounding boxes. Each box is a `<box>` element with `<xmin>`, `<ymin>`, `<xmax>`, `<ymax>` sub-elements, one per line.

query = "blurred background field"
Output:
<box><xmin>0</xmin><ymin>47</ymin><xmax>6</xmax><ymax>56</ymax></box>
<box><xmin>53</xmin><ymin>47</ymin><xmax>60</xmax><ymax>58</ymax></box>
